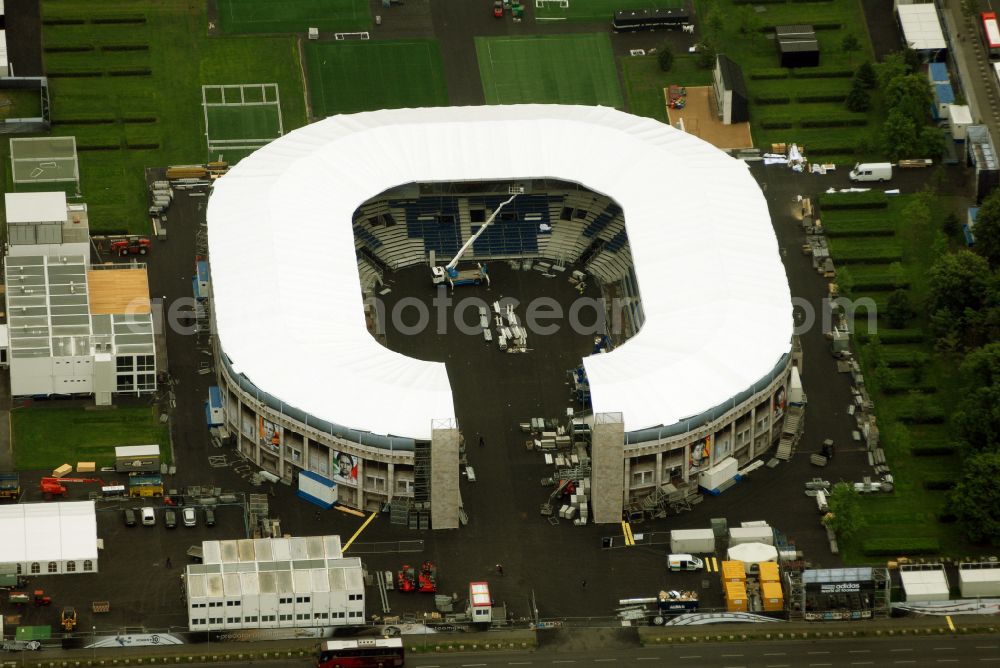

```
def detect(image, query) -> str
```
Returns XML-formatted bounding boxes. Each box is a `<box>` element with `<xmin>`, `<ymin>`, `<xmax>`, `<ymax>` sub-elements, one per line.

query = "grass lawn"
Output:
<box><xmin>622</xmin><ymin>54</ymin><xmax>712</xmax><ymax>123</ymax></box>
<box><xmin>24</xmin><ymin>1</ymin><xmax>308</xmax><ymax>234</ymax></box>
<box><xmin>304</xmin><ymin>40</ymin><xmax>448</xmax><ymax>116</ymax></box>
<box><xmin>206</xmin><ymin>105</ymin><xmax>282</xmax><ymax>142</ymax></box>
<box><xmin>0</xmin><ymin>88</ymin><xmax>43</xmax><ymax>119</ymax></box>
<box><xmin>476</xmin><ymin>34</ymin><xmax>623</xmax><ymax>107</ymax></box>
<box><xmin>692</xmin><ymin>0</ymin><xmax>877</xmax><ymax>163</ymax></box>
<box><xmin>821</xmin><ymin>193</ymin><xmax>980</xmax><ymax>562</ymax></box>
<box><xmin>217</xmin><ymin>0</ymin><xmax>370</xmax><ymax>34</ymax></box>
<box><xmin>536</xmin><ymin>0</ymin><xmax>683</xmax><ymax>21</ymax></box>
<box><xmin>12</xmin><ymin>406</ymin><xmax>170</xmax><ymax>470</ymax></box>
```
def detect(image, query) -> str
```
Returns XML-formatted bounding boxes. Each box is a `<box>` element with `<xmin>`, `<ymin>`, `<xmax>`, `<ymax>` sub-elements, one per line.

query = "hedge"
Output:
<box><xmin>761</xmin><ymin>121</ymin><xmax>794</xmax><ymax>129</ymax></box>
<box><xmin>750</xmin><ymin>69</ymin><xmax>790</xmax><ymax>80</ymax></box>
<box><xmin>911</xmin><ymin>444</ymin><xmax>959</xmax><ymax>456</ymax></box>
<box><xmin>834</xmin><ymin>254</ymin><xmax>903</xmax><ymax>264</ymax></box>
<box><xmin>819</xmin><ymin>191</ymin><xmax>889</xmax><ymax>209</ymax></box>
<box><xmin>807</xmin><ymin>146</ymin><xmax>857</xmax><ymax>156</ymax></box>
<box><xmin>922</xmin><ymin>479</ymin><xmax>957</xmax><ymax>491</ymax></box>
<box><xmin>797</xmin><ymin>94</ymin><xmax>848</xmax><ymax>103</ymax></box>
<box><xmin>868</xmin><ymin>330</ymin><xmax>925</xmax><ymax>344</ymax></box>
<box><xmin>793</xmin><ymin>68</ymin><xmax>854</xmax><ymax>79</ymax></box>
<box><xmin>801</xmin><ymin>117</ymin><xmax>869</xmax><ymax>128</ymax></box>
<box><xmin>824</xmin><ymin>229</ymin><xmax>896</xmax><ymax>239</ymax></box>
<box><xmin>861</xmin><ymin>537</ymin><xmax>940</xmax><ymax>555</ymax></box>
<box><xmin>91</xmin><ymin>16</ymin><xmax>147</xmax><ymax>24</ymax></box>
<box><xmin>754</xmin><ymin>97</ymin><xmax>791</xmax><ymax>105</ymax></box>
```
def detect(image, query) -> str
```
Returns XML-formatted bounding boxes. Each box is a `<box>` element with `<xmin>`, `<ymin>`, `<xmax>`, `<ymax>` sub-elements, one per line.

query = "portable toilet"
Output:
<box><xmin>761</xmin><ymin>581</ymin><xmax>784</xmax><ymax>611</ymax></box>
<box><xmin>469</xmin><ymin>582</ymin><xmax>492</xmax><ymax>624</ymax></box>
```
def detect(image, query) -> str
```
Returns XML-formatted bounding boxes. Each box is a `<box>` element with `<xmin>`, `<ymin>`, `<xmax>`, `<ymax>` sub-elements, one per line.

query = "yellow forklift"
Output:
<box><xmin>60</xmin><ymin>607</ymin><xmax>77</xmax><ymax>632</ymax></box>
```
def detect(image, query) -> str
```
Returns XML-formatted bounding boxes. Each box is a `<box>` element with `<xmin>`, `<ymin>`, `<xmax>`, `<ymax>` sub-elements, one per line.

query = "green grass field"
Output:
<box><xmin>535</xmin><ymin>0</ymin><xmax>683</xmax><ymax>21</ymax></box>
<box><xmin>622</xmin><ymin>54</ymin><xmax>712</xmax><ymax>123</ymax></box>
<box><xmin>12</xmin><ymin>406</ymin><xmax>171</xmax><ymax>470</ymax></box>
<box><xmin>207</xmin><ymin>105</ymin><xmax>281</xmax><ymax>140</ymax></box>
<box><xmin>690</xmin><ymin>0</ymin><xmax>876</xmax><ymax>163</ymax></box>
<box><xmin>304</xmin><ymin>40</ymin><xmax>448</xmax><ymax>116</ymax></box>
<box><xmin>217</xmin><ymin>0</ymin><xmax>370</xmax><ymax>34</ymax></box>
<box><xmin>0</xmin><ymin>88</ymin><xmax>43</xmax><ymax>119</ymax></box>
<box><xmin>821</xmin><ymin>193</ymin><xmax>979</xmax><ymax>562</ymax></box>
<box><xmin>28</xmin><ymin>1</ymin><xmax>308</xmax><ymax>233</ymax></box>
<box><xmin>476</xmin><ymin>34</ymin><xmax>623</xmax><ymax>107</ymax></box>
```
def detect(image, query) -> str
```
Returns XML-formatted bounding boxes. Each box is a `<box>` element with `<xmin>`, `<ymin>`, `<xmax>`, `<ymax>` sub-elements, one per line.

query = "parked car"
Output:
<box><xmin>123</xmin><ymin>509</ymin><xmax>136</xmax><ymax>527</ymax></box>
<box><xmin>204</xmin><ymin>508</ymin><xmax>216</xmax><ymax>527</ymax></box>
<box><xmin>164</xmin><ymin>508</ymin><xmax>177</xmax><ymax>529</ymax></box>
<box><xmin>182</xmin><ymin>507</ymin><xmax>196</xmax><ymax>527</ymax></box>
<box><xmin>141</xmin><ymin>507</ymin><xmax>155</xmax><ymax>526</ymax></box>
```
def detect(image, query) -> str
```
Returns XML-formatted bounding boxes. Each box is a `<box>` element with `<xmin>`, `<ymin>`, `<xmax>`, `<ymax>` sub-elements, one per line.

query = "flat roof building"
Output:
<box><xmin>185</xmin><ymin>535</ymin><xmax>365</xmax><ymax>632</ymax></box>
<box><xmin>0</xmin><ymin>501</ymin><xmax>98</xmax><ymax>575</ymax></box>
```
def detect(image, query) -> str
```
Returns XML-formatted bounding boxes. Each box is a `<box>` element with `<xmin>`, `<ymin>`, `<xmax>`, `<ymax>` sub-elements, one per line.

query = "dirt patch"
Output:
<box><xmin>666</xmin><ymin>86</ymin><xmax>754</xmax><ymax>150</ymax></box>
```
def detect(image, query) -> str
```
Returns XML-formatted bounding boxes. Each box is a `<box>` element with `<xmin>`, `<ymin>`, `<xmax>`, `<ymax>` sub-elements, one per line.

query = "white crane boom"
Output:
<box><xmin>445</xmin><ymin>193</ymin><xmax>517</xmax><ymax>271</ymax></box>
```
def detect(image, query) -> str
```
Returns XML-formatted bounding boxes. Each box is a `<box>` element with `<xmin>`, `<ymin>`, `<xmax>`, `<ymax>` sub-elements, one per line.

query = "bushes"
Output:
<box><xmin>750</xmin><ymin>69</ymin><xmax>789</xmax><ymax>80</ymax></box>
<box><xmin>911</xmin><ymin>444</ymin><xmax>959</xmax><ymax>456</ymax></box>
<box><xmin>861</xmin><ymin>537</ymin><xmax>940</xmax><ymax>555</ymax></box>
<box><xmin>754</xmin><ymin>96</ymin><xmax>791</xmax><ymax>105</ymax></box>
<box><xmin>793</xmin><ymin>68</ymin><xmax>853</xmax><ymax>78</ymax></box>
<box><xmin>801</xmin><ymin>116</ymin><xmax>868</xmax><ymax>128</ymax></box>
<box><xmin>798</xmin><ymin>94</ymin><xmax>847</xmax><ymax>103</ymax></box>
<box><xmin>923</xmin><ymin>479</ymin><xmax>956</xmax><ymax>491</ymax></box>
<box><xmin>819</xmin><ymin>191</ymin><xmax>889</xmax><ymax>209</ymax></box>
<box><xmin>760</xmin><ymin>121</ymin><xmax>793</xmax><ymax>130</ymax></box>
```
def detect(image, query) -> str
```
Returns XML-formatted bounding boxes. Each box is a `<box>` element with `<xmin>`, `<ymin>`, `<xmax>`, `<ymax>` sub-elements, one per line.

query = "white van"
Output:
<box><xmin>668</xmin><ymin>553</ymin><xmax>704</xmax><ymax>571</ymax></box>
<box><xmin>849</xmin><ymin>162</ymin><xmax>892</xmax><ymax>182</ymax></box>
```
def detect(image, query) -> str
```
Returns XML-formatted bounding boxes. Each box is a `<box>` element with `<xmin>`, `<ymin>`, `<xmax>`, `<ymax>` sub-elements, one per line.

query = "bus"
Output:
<box><xmin>317</xmin><ymin>637</ymin><xmax>404</xmax><ymax>668</ymax></box>
<box><xmin>612</xmin><ymin>8</ymin><xmax>690</xmax><ymax>32</ymax></box>
<box><xmin>982</xmin><ymin>11</ymin><xmax>1000</xmax><ymax>61</ymax></box>
<box><xmin>993</xmin><ymin>61</ymin><xmax>1000</xmax><ymax>89</ymax></box>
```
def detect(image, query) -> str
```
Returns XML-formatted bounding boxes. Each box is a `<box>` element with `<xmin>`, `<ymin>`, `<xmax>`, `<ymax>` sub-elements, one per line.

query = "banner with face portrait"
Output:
<box><xmin>332</xmin><ymin>451</ymin><xmax>358</xmax><ymax>486</ymax></box>
<box><xmin>259</xmin><ymin>416</ymin><xmax>280</xmax><ymax>451</ymax></box>
<box><xmin>688</xmin><ymin>435</ymin><xmax>711</xmax><ymax>474</ymax></box>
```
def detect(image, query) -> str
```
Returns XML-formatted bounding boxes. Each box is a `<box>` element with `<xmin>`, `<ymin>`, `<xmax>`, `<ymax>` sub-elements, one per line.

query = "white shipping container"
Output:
<box><xmin>729</xmin><ymin>526</ymin><xmax>774</xmax><ymax>546</ymax></box>
<box><xmin>959</xmin><ymin>563</ymin><xmax>1000</xmax><ymax>597</ymax></box>
<box><xmin>698</xmin><ymin>456</ymin><xmax>739</xmax><ymax>491</ymax></box>
<box><xmin>670</xmin><ymin>528</ymin><xmax>717</xmax><ymax>554</ymax></box>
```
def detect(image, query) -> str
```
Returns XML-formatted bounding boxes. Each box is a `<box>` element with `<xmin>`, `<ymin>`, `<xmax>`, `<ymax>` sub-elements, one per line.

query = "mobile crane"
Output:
<box><xmin>431</xmin><ymin>193</ymin><xmax>518</xmax><ymax>289</ymax></box>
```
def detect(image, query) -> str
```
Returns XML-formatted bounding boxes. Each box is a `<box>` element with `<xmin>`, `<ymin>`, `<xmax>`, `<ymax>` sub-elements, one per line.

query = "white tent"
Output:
<box><xmin>209</xmin><ymin>105</ymin><xmax>792</xmax><ymax>440</ymax></box>
<box><xmin>727</xmin><ymin>541</ymin><xmax>779</xmax><ymax>564</ymax></box>
<box><xmin>0</xmin><ymin>501</ymin><xmax>98</xmax><ymax>574</ymax></box>
<box><xmin>897</xmin><ymin>4</ymin><xmax>946</xmax><ymax>52</ymax></box>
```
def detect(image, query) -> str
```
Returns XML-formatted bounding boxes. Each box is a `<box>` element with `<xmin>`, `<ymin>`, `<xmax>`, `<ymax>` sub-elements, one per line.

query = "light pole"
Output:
<box><xmin>92</xmin><ymin>625</ymin><xmax>96</xmax><ymax>663</ymax></box>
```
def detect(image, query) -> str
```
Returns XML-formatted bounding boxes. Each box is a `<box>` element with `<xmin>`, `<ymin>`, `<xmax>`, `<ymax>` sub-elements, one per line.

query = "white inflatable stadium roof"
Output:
<box><xmin>208</xmin><ymin>105</ymin><xmax>792</xmax><ymax>441</ymax></box>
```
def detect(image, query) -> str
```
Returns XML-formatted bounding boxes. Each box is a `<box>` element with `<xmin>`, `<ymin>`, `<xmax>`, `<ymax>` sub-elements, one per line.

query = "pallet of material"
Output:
<box><xmin>52</xmin><ymin>464</ymin><xmax>72</xmax><ymax>478</ymax></box>
<box><xmin>76</xmin><ymin>462</ymin><xmax>96</xmax><ymax>473</ymax></box>
<box><xmin>809</xmin><ymin>454</ymin><xmax>828</xmax><ymax>467</ymax></box>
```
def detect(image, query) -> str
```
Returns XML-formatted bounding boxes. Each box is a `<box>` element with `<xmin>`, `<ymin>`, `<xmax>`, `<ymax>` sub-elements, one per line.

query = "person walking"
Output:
<box><xmin>165</xmin><ymin>557</ymin><xmax>172</xmax><ymax>569</ymax></box>
<box><xmin>496</xmin><ymin>564</ymin><xmax>504</xmax><ymax>576</ymax></box>
<box><xmin>581</xmin><ymin>579</ymin><xmax>586</xmax><ymax>589</ymax></box>
<box><xmin>479</xmin><ymin>435</ymin><xmax>485</xmax><ymax>448</ymax></box>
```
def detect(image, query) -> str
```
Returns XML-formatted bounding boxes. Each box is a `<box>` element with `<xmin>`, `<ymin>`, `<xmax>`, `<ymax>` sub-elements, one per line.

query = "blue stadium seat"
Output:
<box><xmin>391</xmin><ymin>197</ymin><xmax>462</xmax><ymax>256</ymax></box>
<box><xmin>583</xmin><ymin>202</ymin><xmax>622</xmax><ymax>238</ymax></box>
<box><xmin>466</xmin><ymin>194</ymin><xmax>559</xmax><ymax>256</ymax></box>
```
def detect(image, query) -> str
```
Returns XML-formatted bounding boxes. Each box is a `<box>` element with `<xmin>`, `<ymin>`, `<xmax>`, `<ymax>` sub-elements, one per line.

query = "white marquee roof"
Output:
<box><xmin>208</xmin><ymin>105</ymin><xmax>791</xmax><ymax>440</ymax></box>
<box><xmin>0</xmin><ymin>501</ymin><xmax>97</xmax><ymax>563</ymax></box>
<box><xmin>898</xmin><ymin>4</ymin><xmax>946</xmax><ymax>52</ymax></box>
<box><xmin>5</xmin><ymin>191</ymin><xmax>66</xmax><ymax>224</ymax></box>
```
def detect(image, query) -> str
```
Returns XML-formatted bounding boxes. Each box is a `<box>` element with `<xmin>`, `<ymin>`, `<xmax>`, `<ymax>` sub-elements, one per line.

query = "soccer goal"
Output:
<box><xmin>10</xmin><ymin>136</ymin><xmax>79</xmax><ymax>189</ymax></box>
<box><xmin>202</xmin><ymin>83</ymin><xmax>284</xmax><ymax>163</ymax></box>
<box><xmin>536</xmin><ymin>0</ymin><xmax>569</xmax><ymax>7</ymax></box>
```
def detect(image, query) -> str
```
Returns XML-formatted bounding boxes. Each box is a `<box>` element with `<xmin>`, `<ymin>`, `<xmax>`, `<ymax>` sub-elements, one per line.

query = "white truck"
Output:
<box><xmin>668</xmin><ymin>553</ymin><xmax>704</xmax><ymax>571</ymax></box>
<box><xmin>849</xmin><ymin>162</ymin><xmax>892</xmax><ymax>182</ymax></box>
<box><xmin>669</xmin><ymin>528</ymin><xmax>716</xmax><ymax>554</ymax></box>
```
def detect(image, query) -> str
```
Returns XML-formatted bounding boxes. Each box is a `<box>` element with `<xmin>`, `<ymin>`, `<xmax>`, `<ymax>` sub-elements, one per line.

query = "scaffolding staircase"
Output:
<box><xmin>776</xmin><ymin>405</ymin><xmax>804</xmax><ymax>461</ymax></box>
<box><xmin>407</xmin><ymin>440</ymin><xmax>432</xmax><ymax>530</ymax></box>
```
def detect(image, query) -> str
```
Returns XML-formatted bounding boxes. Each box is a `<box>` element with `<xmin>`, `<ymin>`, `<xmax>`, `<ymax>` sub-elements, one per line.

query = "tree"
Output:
<box><xmin>695</xmin><ymin>40</ymin><xmax>718</xmax><ymax>70</ymax></box>
<box><xmin>961</xmin><ymin>341</ymin><xmax>1000</xmax><ymax>387</ymax></box>
<box><xmin>927</xmin><ymin>251</ymin><xmax>991</xmax><ymax>317</ymax></box>
<box><xmin>881</xmin><ymin>109</ymin><xmax>919</xmax><ymax>160</ymax></box>
<box><xmin>954</xmin><ymin>384</ymin><xmax>1000</xmax><ymax>451</ymax></box>
<box><xmin>822</xmin><ymin>482</ymin><xmax>865</xmax><ymax>540</ymax></box>
<box><xmin>918</xmin><ymin>125</ymin><xmax>945</xmax><ymax>160</ymax></box>
<box><xmin>657</xmin><ymin>43</ymin><xmax>674</xmax><ymax>72</ymax></box>
<box><xmin>888</xmin><ymin>261</ymin><xmax>907</xmax><ymax>288</ymax></box>
<box><xmin>884</xmin><ymin>74</ymin><xmax>934</xmax><ymax>127</ymax></box>
<box><xmin>737</xmin><ymin>4</ymin><xmax>760</xmax><ymax>35</ymax></box>
<box><xmin>836</xmin><ymin>266</ymin><xmax>855</xmax><ymax>297</ymax></box>
<box><xmin>875</xmin><ymin>52</ymin><xmax>911</xmax><ymax>89</ymax></box>
<box><xmin>950</xmin><ymin>451</ymin><xmax>1000</xmax><ymax>543</ymax></box>
<box><xmin>970</xmin><ymin>188</ymin><xmax>1000</xmax><ymax>268</ymax></box>
<box><xmin>943</xmin><ymin>212</ymin><xmax>961</xmax><ymax>237</ymax></box>
<box><xmin>845</xmin><ymin>81</ymin><xmax>871</xmax><ymax>112</ymax></box>
<box><xmin>886</xmin><ymin>289</ymin><xmax>913</xmax><ymax>328</ymax></box>
<box><xmin>910</xmin><ymin>352</ymin><xmax>930</xmax><ymax>384</ymax></box>
<box><xmin>855</xmin><ymin>61</ymin><xmax>877</xmax><ymax>89</ymax></box>
<box><xmin>842</xmin><ymin>33</ymin><xmax>861</xmax><ymax>62</ymax></box>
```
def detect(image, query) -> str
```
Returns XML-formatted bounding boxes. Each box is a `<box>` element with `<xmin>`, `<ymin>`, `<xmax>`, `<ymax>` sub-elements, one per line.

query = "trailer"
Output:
<box><xmin>618</xmin><ymin>590</ymin><xmax>699</xmax><ymax>625</ymax></box>
<box><xmin>0</xmin><ymin>473</ymin><xmax>20</xmax><ymax>502</ymax></box>
<box><xmin>669</xmin><ymin>528</ymin><xmax>716</xmax><ymax>554</ymax></box>
<box><xmin>729</xmin><ymin>525</ymin><xmax>774</xmax><ymax>546</ymax></box>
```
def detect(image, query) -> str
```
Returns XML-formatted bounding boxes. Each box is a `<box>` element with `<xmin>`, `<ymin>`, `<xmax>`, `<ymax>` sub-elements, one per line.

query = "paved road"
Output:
<box><xmin>405</xmin><ymin>636</ymin><xmax>1000</xmax><ymax>667</ymax></box>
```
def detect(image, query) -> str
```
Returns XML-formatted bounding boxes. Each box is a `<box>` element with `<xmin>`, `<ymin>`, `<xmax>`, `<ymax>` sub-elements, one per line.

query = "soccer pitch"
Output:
<box><xmin>217</xmin><ymin>0</ymin><xmax>371</xmax><ymax>34</ymax></box>
<box><xmin>475</xmin><ymin>34</ymin><xmax>623</xmax><ymax>108</ymax></box>
<box><xmin>535</xmin><ymin>0</ymin><xmax>684</xmax><ymax>21</ymax></box>
<box><xmin>305</xmin><ymin>40</ymin><xmax>449</xmax><ymax>116</ymax></box>
<box><xmin>203</xmin><ymin>83</ymin><xmax>283</xmax><ymax>164</ymax></box>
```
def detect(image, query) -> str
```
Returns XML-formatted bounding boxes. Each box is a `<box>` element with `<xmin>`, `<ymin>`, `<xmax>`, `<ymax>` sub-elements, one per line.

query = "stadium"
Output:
<box><xmin>206</xmin><ymin>105</ymin><xmax>794</xmax><ymax>528</ymax></box>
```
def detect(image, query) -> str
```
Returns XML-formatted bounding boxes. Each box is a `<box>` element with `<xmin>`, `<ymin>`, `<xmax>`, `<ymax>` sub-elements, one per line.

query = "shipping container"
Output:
<box><xmin>721</xmin><ymin>560</ymin><xmax>746</xmax><ymax>582</ymax></box>
<box><xmin>729</xmin><ymin>526</ymin><xmax>774</xmax><ymax>546</ymax></box>
<box><xmin>761</xmin><ymin>581</ymin><xmax>784</xmax><ymax>611</ymax></box>
<box><xmin>758</xmin><ymin>561</ymin><xmax>780</xmax><ymax>583</ymax></box>
<box><xmin>698</xmin><ymin>456</ymin><xmax>739</xmax><ymax>493</ymax></box>
<box><xmin>724</xmin><ymin>581</ymin><xmax>747</xmax><ymax>612</ymax></box>
<box><xmin>670</xmin><ymin>528</ymin><xmax>716</xmax><ymax>554</ymax></box>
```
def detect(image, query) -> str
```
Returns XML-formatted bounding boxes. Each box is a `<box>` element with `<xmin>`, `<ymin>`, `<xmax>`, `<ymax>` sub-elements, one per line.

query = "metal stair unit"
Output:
<box><xmin>411</xmin><ymin>440</ymin><xmax>432</xmax><ymax>530</ymax></box>
<box><xmin>776</xmin><ymin>405</ymin><xmax>804</xmax><ymax>460</ymax></box>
